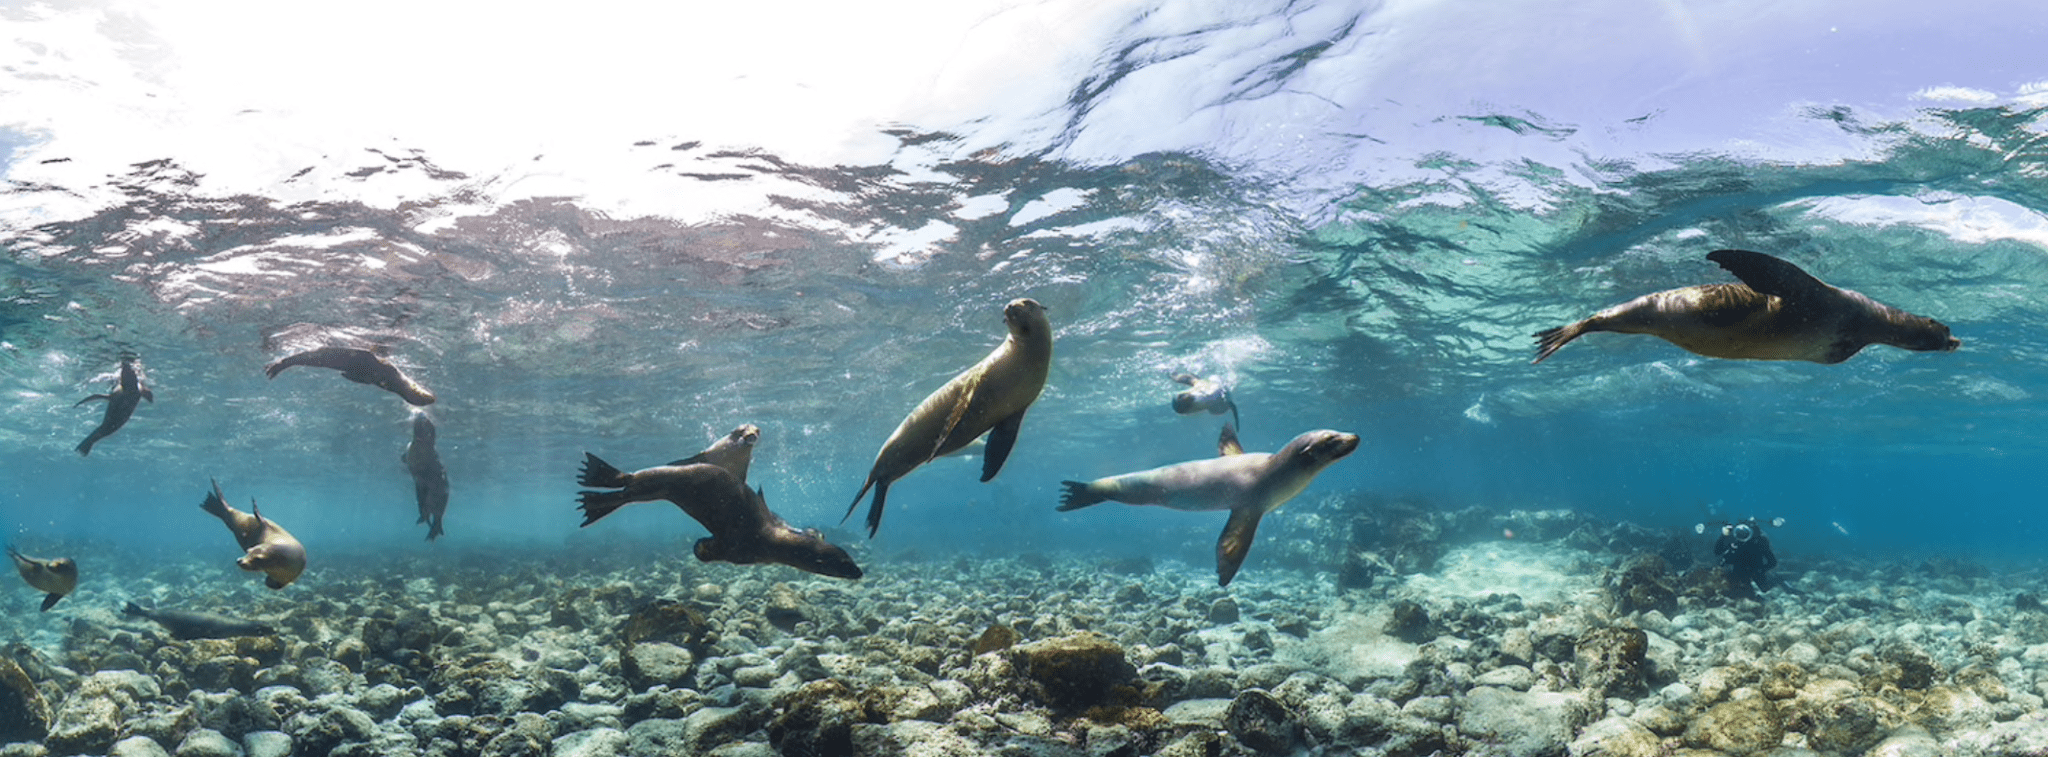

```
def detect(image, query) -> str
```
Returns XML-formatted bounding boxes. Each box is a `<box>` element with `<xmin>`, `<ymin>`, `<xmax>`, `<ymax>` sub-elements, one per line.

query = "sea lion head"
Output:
<box><xmin>726</xmin><ymin>424</ymin><xmax>761</xmax><ymax>448</ymax></box>
<box><xmin>1003</xmin><ymin>298</ymin><xmax>1050</xmax><ymax>339</ymax></box>
<box><xmin>240</xmin><ymin>542</ymin><xmax>307</xmax><ymax>589</ymax></box>
<box><xmin>48</xmin><ymin>557</ymin><xmax>78</xmax><ymax>590</ymax></box>
<box><xmin>381</xmin><ymin>373</ymin><xmax>437</xmax><ymax>406</ymax></box>
<box><xmin>1895</xmin><ymin>313</ymin><xmax>1962</xmax><ymax>353</ymax></box>
<box><xmin>694</xmin><ymin>528</ymin><xmax>864</xmax><ymax>580</ymax></box>
<box><xmin>1280</xmin><ymin>429</ymin><xmax>1361</xmax><ymax>471</ymax></box>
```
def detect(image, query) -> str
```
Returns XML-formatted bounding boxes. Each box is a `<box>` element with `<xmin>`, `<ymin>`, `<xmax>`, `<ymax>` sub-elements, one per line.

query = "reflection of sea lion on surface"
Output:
<box><xmin>1532</xmin><ymin>249</ymin><xmax>1961</xmax><ymax>364</ymax></box>
<box><xmin>579</xmin><ymin>450</ymin><xmax>863</xmax><ymax>580</ymax></box>
<box><xmin>265</xmin><ymin>346</ymin><xmax>437</xmax><ymax>405</ymax></box>
<box><xmin>403</xmin><ymin>410</ymin><xmax>450</xmax><ymax>541</ymax></box>
<box><xmin>123</xmin><ymin>602</ymin><xmax>276</xmax><ymax>639</ymax></box>
<box><xmin>1170</xmin><ymin>373</ymin><xmax>1239</xmax><ymax>429</ymax></box>
<box><xmin>8</xmin><ymin>545</ymin><xmax>78</xmax><ymax>611</ymax></box>
<box><xmin>74</xmin><ymin>353</ymin><xmax>153</xmax><ymax>456</ymax></box>
<box><xmin>845</xmin><ymin>298</ymin><xmax>1053</xmax><ymax>538</ymax></box>
<box><xmin>1058</xmin><ymin>424</ymin><xmax>1359</xmax><ymax>587</ymax></box>
<box><xmin>200</xmin><ymin>479</ymin><xmax>307</xmax><ymax>589</ymax></box>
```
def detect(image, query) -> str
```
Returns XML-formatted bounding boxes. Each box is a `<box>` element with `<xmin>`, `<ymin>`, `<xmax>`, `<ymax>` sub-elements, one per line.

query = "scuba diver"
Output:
<box><xmin>1698</xmin><ymin>517</ymin><xmax>1789</xmax><ymax>598</ymax></box>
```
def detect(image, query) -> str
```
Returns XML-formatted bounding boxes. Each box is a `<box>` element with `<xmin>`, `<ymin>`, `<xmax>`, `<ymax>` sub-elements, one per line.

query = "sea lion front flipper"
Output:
<box><xmin>74</xmin><ymin>394</ymin><xmax>110</xmax><ymax>407</ymax></box>
<box><xmin>1218</xmin><ymin>424</ymin><xmax>1244</xmax><ymax>456</ymax></box>
<box><xmin>928</xmin><ymin>374</ymin><xmax>982</xmax><ymax>463</ymax></box>
<box><xmin>1707</xmin><ymin>249</ymin><xmax>1831</xmax><ymax>302</ymax></box>
<box><xmin>140</xmin><ymin>387</ymin><xmax>154</xmax><ymax>403</ymax></box>
<box><xmin>40</xmin><ymin>592</ymin><xmax>63</xmax><ymax>612</ymax></box>
<box><xmin>1226</xmin><ymin>394</ymin><xmax>1240</xmax><ymax>431</ymax></box>
<box><xmin>1215</xmin><ymin>506</ymin><xmax>1267</xmax><ymax>587</ymax></box>
<box><xmin>979</xmin><ymin>410</ymin><xmax>1026</xmax><ymax>483</ymax></box>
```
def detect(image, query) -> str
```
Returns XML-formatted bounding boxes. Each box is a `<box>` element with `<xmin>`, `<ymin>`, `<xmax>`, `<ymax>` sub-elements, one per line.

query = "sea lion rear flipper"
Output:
<box><xmin>979</xmin><ymin>410</ymin><xmax>1026</xmax><ymax>483</ymax></box>
<box><xmin>1707</xmin><ymin>249</ymin><xmax>1831</xmax><ymax>302</ymax></box>
<box><xmin>1215</xmin><ymin>507</ymin><xmax>1267</xmax><ymax>587</ymax></box>
<box><xmin>575</xmin><ymin>490</ymin><xmax>634</xmax><ymax>527</ymax></box>
<box><xmin>1056</xmin><ymin>481</ymin><xmax>1106</xmax><ymax>512</ymax></box>
<box><xmin>40</xmin><ymin>593</ymin><xmax>63</xmax><ymax>612</ymax></box>
<box><xmin>1218</xmin><ymin>424</ymin><xmax>1244</xmax><ymax>456</ymax></box>
<box><xmin>199</xmin><ymin>479</ymin><xmax>230</xmax><ymax>519</ymax></box>
<box><xmin>863</xmin><ymin>480</ymin><xmax>892</xmax><ymax>538</ymax></box>
<box><xmin>74</xmin><ymin>394</ymin><xmax>110</xmax><ymax>406</ymax></box>
<box><xmin>1531</xmin><ymin>322</ymin><xmax>1591</xmax><ymax>364</ymax></box>
<box><xmin>578</xmin><ymin>453</ymin><xmax>632</xmax><ymax>489</ymax></box>
<box><xmin>841</xmin><ymin>479</ymin><xmax>877</xmax><ymax>527</ymax></box>
<box><xmin>140</xmin><ymin>387</ymin><xmax>154</xmax><ymax>403</ymax></box>
<box><xmin>122</xmin><ymin>601</ymin><xmax>148</xmax><ymax>618</ymax></box>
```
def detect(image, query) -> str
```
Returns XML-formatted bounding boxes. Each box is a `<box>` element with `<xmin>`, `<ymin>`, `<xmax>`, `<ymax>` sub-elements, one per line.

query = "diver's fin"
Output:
<box><xmin>1707</xmin><ymin>249</ymin><xmax>1831</xmax><ymax>302</ymax></box>
<box><xmin>980</xmin><ymin>411</ymin><xmax>1025</xmax><ymax>482</ymax></box>
<box><xmin>1218</xmin><ymin>424</ymin><xmax>1244</xmax><ymax>456</ymax></box>
<box><xmin>40</xmin><ymin>593</ymin><xmax>62</xmax><ymax>612</ymax></box>
<box><xmin>1215</xmin><ymin>507</ymin><xmax>1267</xmax><ymax>587</ymax></box>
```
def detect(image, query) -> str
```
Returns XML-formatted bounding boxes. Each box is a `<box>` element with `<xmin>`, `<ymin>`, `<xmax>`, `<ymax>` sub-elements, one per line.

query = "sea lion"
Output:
<box><xmin>402</xmin><ymin>411</ymin><xmax>450</xmax><ymax>541</ymax></box>
<box><xmin>844</xmin><ymin>298</ymin><xmax>1053</xmax><ymax>537</ymax></box>
<box><xmin>199</xmin><ymin>479</ymin><xmax>307</xmax><ymax>589</ymax></box>
<box><xmin>265</xmin><ymin>346</ymin><xmax>436</xmax><ymax>405</ymax></box>
<box><xmin>580</xmin><ymin>424</ymin><xmax>762</xmax><ymax>489</ymax></box>
<box><xmin>123</xmin><ymin>602</ymin><xmax>276</xmax><ymax>639</ymax></box>
<box><xmin>1171</xmin><ymin>373</ymin><xmax>1239</xmax><ymax>429</ymax></box>
<box><xmin>1532</xmin><ymin>249</ymin><xmax>1961</xmax><ymax>364</ymax></box>
<box><xmin>7</xmin><ymin>545</ymin><xmax>77</xmax><ymax>611</ymax></box>
<box><xmin>1058</xmin><ymin>425</ymin><xmax>1359</xmax><ymax>587</ymax></box>
<box><xmin>577</xmin><ymin>454</ymin><xmax>863</xmax><ymax>579</ymax></box>
<box><xmin>74</xmin><ymin>353</ymin><xmax>153</xmax><ymax>456</ymax></box>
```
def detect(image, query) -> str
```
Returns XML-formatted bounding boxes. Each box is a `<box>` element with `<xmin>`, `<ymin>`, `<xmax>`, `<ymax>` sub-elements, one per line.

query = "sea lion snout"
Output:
<box><xmin>1303</xmin><ymin>431</ymin><xmax>1361</xmax><ymax>462</ymax></box>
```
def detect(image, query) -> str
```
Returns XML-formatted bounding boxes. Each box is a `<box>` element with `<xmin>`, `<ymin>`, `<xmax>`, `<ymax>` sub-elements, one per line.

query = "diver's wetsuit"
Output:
<box><xmin>1714</xmin><ymin>528</ymin><xmax>1777</xmax><ymax>597</ymax></box>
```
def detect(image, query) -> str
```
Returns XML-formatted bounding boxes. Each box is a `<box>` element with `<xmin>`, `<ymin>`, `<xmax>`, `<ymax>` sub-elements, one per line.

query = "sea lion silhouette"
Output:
<box><xmin>265</xmin><ymin>346</ymin><xmax>436</xmax><ymax>405</ymax></box>
<box><xmin>579</xmin><ymin>453</ymin><xmax>862</xmax><ymax>580</ymax></box>
<box><xmin>402</xmin><ymin>411</ymin><xmax>450</xmax><ymax>540</ymax></box>
<box><xmin>74</xmin><ymin>353</ymin><xmax>152</xmax><ymax>455</ymax></box>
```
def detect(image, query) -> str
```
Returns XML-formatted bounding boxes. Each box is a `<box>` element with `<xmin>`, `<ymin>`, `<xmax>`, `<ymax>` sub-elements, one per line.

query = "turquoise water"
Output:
<box><xmin>3</xmin><ymin>0</ymin><xmax>2047</xmax><ymax>580</ymax></box>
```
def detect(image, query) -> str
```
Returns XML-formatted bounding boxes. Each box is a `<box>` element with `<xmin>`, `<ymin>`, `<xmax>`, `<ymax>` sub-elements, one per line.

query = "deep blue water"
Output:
<box><xmin>4</xmin><ymin>0</ymin><xmax>2048</xmax><ymax>591</ymax></box>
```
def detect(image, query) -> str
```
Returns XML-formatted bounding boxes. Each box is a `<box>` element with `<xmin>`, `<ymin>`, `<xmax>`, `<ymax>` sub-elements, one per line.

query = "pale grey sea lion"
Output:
<box><xmin>1058</xmin><ymin>424</ymin><xmax>1359</xmax><ymax>586</ymax></box>
<box><xmin>7</xmin><ymin>546</ymin><xmax>77</xmax><ymax>611</ymax></box>
<box><xmin>1532</xmin><ymin>249</ymin><xmax>1960</xmax><ymax>364</ymax></box>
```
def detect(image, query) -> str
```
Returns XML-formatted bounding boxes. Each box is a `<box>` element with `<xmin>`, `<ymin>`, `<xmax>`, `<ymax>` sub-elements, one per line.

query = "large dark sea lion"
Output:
<box><xmin>580</xmin><ymin>424</ymin><xmax>761</xmax><ymax>490</ymax></box>
<box><xmin>1058</xmin><ymin>425</ymin><xmax>1359</xmax><ymax>587</ymax></box>
<box><xmin>578</xmin><ymin>454</ymin><xmax>862</xmax><ymax>579</ymax></box>
<box><xmin>845</xmin><ymin>298</ymin><xmax>1053</xmax><ymax>537</ymax></box>
<box><xmin>200</xmin><ymin>480</ymin><xmax>307</xmax><ymax>589</ymax></box>
<box><xmin>7</xmin><ymin>546</ymin><xmax>77</xmax><ymax>611</ymax></box>
<box><xmin>1532</xmin><ymin>249</ymin><xmax>1961</xmax><ymax>364</ymax></box>
<box><xmin>265</xmin><ymin>346</ymin><xmax>436</xmax><ymax>405</ymax></box>
<box><xmin>123</xmin><ymin>602</ymin><xmax>276</xmax><ymax>639</ymax></box>
<box><xmin>402</xmin><ymin>411</ymin><xmax>450</xmax><ymax>541</ymax></box>
<box><xmin>74</xmin><ymin>353</ymin><xmax>153</xmax><ymax>456</ymax></box>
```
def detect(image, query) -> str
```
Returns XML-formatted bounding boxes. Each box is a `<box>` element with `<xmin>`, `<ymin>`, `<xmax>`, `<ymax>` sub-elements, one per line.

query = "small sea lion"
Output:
<box><xmin>1532</xmin><ymin>249</ymin><xmax>1961</xmax><ymax>364</ymax></box>
<box><xmin>845</xmin><ymin>298</ymin><xmax>1053</xmax><ymax>537</ymax></box>
<box><xmin>265</xmin><ymin>346</ymin><xmax>436</xmax><ymax>405</ymax></box>
<box><xmin>7</xmin><ymin>545</ymin><xmax>77</xmax><ymax>611</ymax></box>
<box><xmin>1171</xmin><ymin>373</ymin><xmax>1239</xmax><ymax>429</ymax></box>
<box><xmin>581</xmin><ymin>424</ymin><xmax>761</xmax><ymax>490</ymax></box>
<box><xmin>200</xmin><ymin>479</ymin><xmax>307</xmax><ymax>589</ymax></box>
<box><xmin>74</xmin><ymin>353</ymin><xmax>153</xmax><ymax>456</ymax></box>
<box><xmin>1058</xmin><ymin>425</ymin><xmax>1359</xmax><ymax>587</ymax></box>
<box><xmin>402</xmin><ymin>410</ymin><xmax>450</xmax><ymax>541</ymax></box>
<box><xmin>578</xmin><ymin>454</ymin><xmax>863</xmax><ymax>579</ymax></box>
<box><xmin>123</xmin><ymin>602</ymin><xmax>276</xmax><ymax>639</ymax></box>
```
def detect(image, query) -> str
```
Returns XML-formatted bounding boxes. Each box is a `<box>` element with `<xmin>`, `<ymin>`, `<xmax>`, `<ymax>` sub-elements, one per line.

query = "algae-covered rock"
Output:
<box><xmin>1683</xmin><ymin>697</ymin><xmax>1782</xmax><ymax>755</ymax></box>
<box><xmin>1225</xmin><ymin>689</ymin><xmax>1298</xmax><ymax>755</ymax></box>
<box><xmin>1575</xmin><ymin>627</ymin><xmax>1648</xmax><ymax>699</ymax></box>
<box><xmin>1014</xmin><ymin>632</ymin><xmax>1138</xmax><ymax>711</ymax></box>
<box><xmin>0</xmin><ymin>657</ymin><xmax>50</xmax><ymax>743</ymax></box>
<box><xmin>767</xmin><ymin>680</ymin><xmax>868</xmax><ymax>756</ymax></box>
<box><xmin>1456</xmin><ymin>686</ymin><xmax>1590</xmax><ymax>757</ymax></box>
<box><xmin>1567</xmin><ymin>716</ymin><xmax>1662</xmax><ymax>757</ymax></box>
<box><xmin>970</xmin><ymin>624</ymin><xmax>1018</xmax><ymax>656</ymax></box>
<box><xmin>1804</xmin><ymin>696</ymin><xmax>1903</xmax><ymax>754</ymax></box>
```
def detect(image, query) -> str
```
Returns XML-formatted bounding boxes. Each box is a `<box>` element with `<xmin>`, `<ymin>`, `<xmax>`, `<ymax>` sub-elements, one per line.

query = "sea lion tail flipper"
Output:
<box><xmin>1707</xmin><ymin>249</ymin><xmax>1830</xmax><ymax>301</ymax></box>
<box><xmin>122</xmin><ymin>601</ymin><xmax>147</xmax><ymax>617</ymax></box>
<box><xmin>425</xmin><ymin>516</ymin><xmax>444</xmax><ymax>541</ymax></box>
<box><xmin>141</xmin><ymin>387</ymin><xmax>154</xmax><ymax>403</ymax></box>
<box><xmin>74</xmin><ymin>435</ymin><xmax>98</xmax><ymax>456</ymax></box>
<box><xmin>575</xmin><ymin>490</ymin><xmax>633</xmax><ymax>527</ymax></box>
<box><xmin>40</xmin><ymin>593</ymin><xmax>63</xmax><ymax>612</ymax></box>
<box><xmin>1215</xmin><ymin>507</ymin><xmax>1268</xmax><ymax>587</ymax></box>
<box><xmin>841</xmin><ymin>478</ymin><xmax>877</xmax><ymax>526</ymax></box>
<box><xmin>863</xmin><ymin>480</ymin><xmax>892</xmax><ymax>538</ymax></box>
<box><xmin>74</xmin><ymin>394</ymin><xmax>110</xmax><ymax>407</ymax></box>
<box><xmin>979</xmin><ymin>411</ymin><xmax>1026</xmax><ymax>483</ymax></box>
<box><xmin>1531</xmin><ymin>322</ymin><xmax>1589</xmax><ymax>364</ymax></box>
<box><xmin>199</xmin><ymin>479</ymin><xmax>230</xmax><ymax>518</ymax></box>
<box><xmin>577</xmin><ymin>453</ymin><xmax>631</xmax><ymax>489</ymax></box>
<box><xmin>1056</xmin><ymin>481</ymin><xmax>1107</xmax><ymax>512</ymax></box>
<box><xmin>1218</xmin><ymin>424</ymin><xmax>1244</xmax><ymax>456</ymax></box>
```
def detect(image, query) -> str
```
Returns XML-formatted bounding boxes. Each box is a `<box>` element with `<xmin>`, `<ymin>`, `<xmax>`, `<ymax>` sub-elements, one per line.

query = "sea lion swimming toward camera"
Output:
<box><xmin>402</xmin><ymin>411</ymin><xmax>450</xmax><ymax>541</ymax></box>
<box><xmin>7</xmin><ymin>545</ymin><xmax>77</xmax><ymax>611</ymax></box>
<box><xmin>74</xmin><ymin>353</ymin><xmax>153</xmax><ymax>456</ymax></box>
<box><xmin>265</xmin><ymin>346</ymin><xmax>436</xmax><ymax>405</ymax></box>
<box><xmin>123</xmin><ymin>602</ymin><xmax>275</xmax><ymax>639</ymax></box>
<box><xmin>1170</xmin><ymin>373</ymin><xmax>1239</xmax><ymax>429</ymax></box>
<box><xmin>1058</xmin><ymin>425</ymin><xmax>1359</xmax><ymax>587</ymax></box>
<box><xmin>200</xmin><ymin>479</ymin><xmax>307</xmax><ymax>589</ymax></box>
<box><xmin>578</xmin><ymin>453</ymin><xmax>862</xmax><ymax>580</ymax></box>
<box><xmin>845</xmin><ymin>298</ymin><xmax>1053</xmax><ymax>537</ymax></box>
<box><xmin>1532</xmin><ymin>249</ymin><xmax>1961</xmax><ymax>364</ymax></box>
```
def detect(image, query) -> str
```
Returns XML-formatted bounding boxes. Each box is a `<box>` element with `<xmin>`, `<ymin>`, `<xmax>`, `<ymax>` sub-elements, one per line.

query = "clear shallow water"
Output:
<box><xmin>2</xmin><ymin>0</ymin><xmax>2047</xmax><ymax>581</ymax></box>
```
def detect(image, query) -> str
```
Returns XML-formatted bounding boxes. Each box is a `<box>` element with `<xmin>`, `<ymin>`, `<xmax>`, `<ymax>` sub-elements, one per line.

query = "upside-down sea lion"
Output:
<box><xmin>265</xmin><ymin>346</ymin><xmax>436</xmax><ymax>405</ymax></box>
<box><xmin>1058</xmin><ymin>424</ymin><xmax>1359</xmax><ymax>587</ymax></box>
<box><xmin>1171</xmin><ymin>373</ymin><xmax>1239</xmax><ymax>429</ymax></box>
<box><xmin>200</xmin><ymin>479</ymin><xmax>307</xmax><ymax>589</ymax></box>
<box><xmin>123</xmin><ymin>602</ymin><xmax>276</xmax><ymax>639</ymax></box>
<box><xmin>577</xmin><ymin>454</ymin><xmax>862</xmax><ymax>579</ymax></box>
<box><xmin>579</xmin><ymin>424</ymin><xmax>761</xmax><ymax>489</ymax></box>
<box><xmin>402</xmin><ymin>410</ymin><xmax>450</xmax><ymax>541</ymax></box>
<box><xmin>74</xmin><ymin>353</ymin><xmax>153</xmax><ymax>456</ymax></box>
<box><xmin>844</xmin><ymin>298</ymin><xmax>1053</xmax><ymax>537</ymax></box>
<box><xmin>7</xmin><ymin>545</ymin><xmax>77</xmax><ymax>611</ymax></box>
<box><xmin>1532</xmin><ymin>249</ymin><xmax>1961</xmax><ymax>364</ymax></box>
